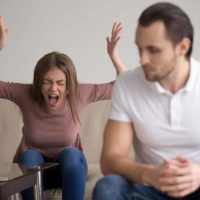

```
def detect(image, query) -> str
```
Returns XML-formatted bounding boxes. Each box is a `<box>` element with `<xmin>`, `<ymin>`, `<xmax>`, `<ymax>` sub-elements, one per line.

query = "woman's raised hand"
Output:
<box><xmin>0</xmin><ymin>15</ymin><xmax>8</xmax><ymax>50</ymax></box>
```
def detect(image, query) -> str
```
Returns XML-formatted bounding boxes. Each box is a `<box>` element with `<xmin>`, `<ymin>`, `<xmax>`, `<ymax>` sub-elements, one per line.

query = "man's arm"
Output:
<box><xmin>101</xmin><ymin>119</ymin><xmax>200</xmax><ymax>197</ymax></box>
<box><xmin>100</xmin><ymin>119</ymin><xmax>155</xmax><ymax>184</ymax></box>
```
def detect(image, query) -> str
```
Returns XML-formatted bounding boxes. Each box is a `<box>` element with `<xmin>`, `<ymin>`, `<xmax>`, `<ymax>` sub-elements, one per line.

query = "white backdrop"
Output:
<box><xmin>0</xmin><ymin>0</ymin><xmax>200</xmax><ymax>83</ymax></box>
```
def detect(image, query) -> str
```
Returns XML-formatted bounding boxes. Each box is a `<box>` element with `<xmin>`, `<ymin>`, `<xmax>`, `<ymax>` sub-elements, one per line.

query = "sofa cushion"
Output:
<box><xmin>0</xmin><ymin>99</ymin><xmax>23</xmax><ymax>163</ymax></box>
<box><xmin>80</xmin><ymin>100</ymin><xmax>111</xmax><ymax>163</ymax></box>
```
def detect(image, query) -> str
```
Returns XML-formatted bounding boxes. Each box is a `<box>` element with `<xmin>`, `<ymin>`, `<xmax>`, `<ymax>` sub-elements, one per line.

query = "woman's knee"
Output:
<box><xmin>59</xmin><ymin>147</ymin><xmax>82</xmax><ymax>162</ymax></box>
<box><xmin>59</xmin><ymin>147</ymin><xmax>88</xmax><ymax>180</ymax></box>
<box><xmin>17</xmin><ymin>149</ymin><xmax>44</xmax><ymax>167</ymax></box>
<box><xmin>59</xmin><ymin>147</ymin><xmax>87</xmax><ymax>172</ymax></box>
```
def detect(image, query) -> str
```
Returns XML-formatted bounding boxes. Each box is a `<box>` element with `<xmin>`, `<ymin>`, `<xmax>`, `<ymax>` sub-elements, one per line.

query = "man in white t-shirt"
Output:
<box><xmin>93</xmin><ymin>2</ymin><xmax>200</xmax><ymax>200</ymax></box>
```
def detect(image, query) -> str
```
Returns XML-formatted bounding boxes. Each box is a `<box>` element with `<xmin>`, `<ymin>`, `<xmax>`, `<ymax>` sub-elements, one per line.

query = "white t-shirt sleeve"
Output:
<box><xmin>109</xmin><ymin>74</ymin><xmax>132</xmax><ymax>122</ymax></box>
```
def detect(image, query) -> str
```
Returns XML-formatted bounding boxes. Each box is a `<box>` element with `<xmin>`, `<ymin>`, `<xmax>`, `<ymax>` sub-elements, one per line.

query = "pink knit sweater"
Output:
<box><xmin>0</xmin><ymin>81</ymin><xmax>113</xmax><ymax>161</ymax></box>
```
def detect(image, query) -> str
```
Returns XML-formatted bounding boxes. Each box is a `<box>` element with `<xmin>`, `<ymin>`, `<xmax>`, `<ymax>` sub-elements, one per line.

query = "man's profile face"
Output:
<box><xmin>135</xmin><ymin>21</ymin><xmax>181</xmax><ymax>82</ymax></box>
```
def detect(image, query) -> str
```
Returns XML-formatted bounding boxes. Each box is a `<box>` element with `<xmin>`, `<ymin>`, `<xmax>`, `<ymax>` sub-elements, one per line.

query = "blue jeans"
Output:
<box><xmin>92</xmin><ymin>174</ymin><xmax>200</xmax><ymax>200</ymax></box>
<box><xmin>17</xmin><ymin>147</ymin><xmax>88</xmax><ymax>200</ymax></box>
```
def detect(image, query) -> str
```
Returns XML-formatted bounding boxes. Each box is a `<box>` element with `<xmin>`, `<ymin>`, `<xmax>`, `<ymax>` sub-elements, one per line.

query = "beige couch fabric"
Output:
<box><xmin>0</xmin><ymin>99</ymin><xmax>111</xmax><ymax>199</ymax></box>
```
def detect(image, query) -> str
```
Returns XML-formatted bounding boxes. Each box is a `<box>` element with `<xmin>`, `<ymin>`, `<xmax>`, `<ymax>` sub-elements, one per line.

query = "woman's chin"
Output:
<box><xmin>47</xmin><ymin>103</ymin><xmax>60</xmax><ymax>111</ymax></box>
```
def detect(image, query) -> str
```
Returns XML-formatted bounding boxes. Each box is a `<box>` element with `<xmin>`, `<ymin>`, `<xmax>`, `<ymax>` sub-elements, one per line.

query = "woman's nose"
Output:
<box><xmin>50</xmin><ymin>83</ymin><xmax>57</xmax><ymax>91</ymax></box>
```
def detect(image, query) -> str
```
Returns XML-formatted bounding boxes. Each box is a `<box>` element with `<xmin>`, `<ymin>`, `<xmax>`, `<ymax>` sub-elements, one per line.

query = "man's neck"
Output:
<box><xmin>159</xmin><ymin>58</ymin><xmax>190</xmax><ymax>94</ymax></box>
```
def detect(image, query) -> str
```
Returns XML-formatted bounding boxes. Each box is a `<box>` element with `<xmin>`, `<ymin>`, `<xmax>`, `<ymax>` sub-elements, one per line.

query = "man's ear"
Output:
<box><xmin>178</xmin><ymin>37</ymin><xmax>191</xmax><ymax>57</ymax></box>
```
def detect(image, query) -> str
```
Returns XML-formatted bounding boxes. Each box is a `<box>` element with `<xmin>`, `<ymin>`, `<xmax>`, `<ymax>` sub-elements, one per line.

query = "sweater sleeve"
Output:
<box><xmin>0</xmin><ymin>81</ymin><xmax>29</xmax><ymax>106</ymax></box>
<box><xmin>78</xmin><ymin>81</ymin><xmax>114</xmax><ymax>104</ymax></box>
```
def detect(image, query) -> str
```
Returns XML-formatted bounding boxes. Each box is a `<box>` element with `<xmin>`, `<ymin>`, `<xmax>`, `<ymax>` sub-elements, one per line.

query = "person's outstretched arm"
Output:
<box><xmin>107</xmin><ymin>22</ymin><xmax>127</xmax><ymax>74</ymax></box>
<box><xmin>0</xmin><ymin>15</ymin><xmax>8</xmax><ymax>50</ymax></box>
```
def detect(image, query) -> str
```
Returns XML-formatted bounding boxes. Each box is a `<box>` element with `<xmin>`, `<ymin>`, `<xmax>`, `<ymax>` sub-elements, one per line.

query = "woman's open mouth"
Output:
<box><xmin>48</xmin><ymin>94</ymin><xmax>59</xmax><ymax>107</ymax></box>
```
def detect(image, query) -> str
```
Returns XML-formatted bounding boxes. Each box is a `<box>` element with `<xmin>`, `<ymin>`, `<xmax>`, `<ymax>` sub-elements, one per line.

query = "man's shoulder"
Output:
<box><xmin>117</xmin><ymin>67</ymin><xmax>143</xmax><ymax>81</ymax></box>
<box><xmin>191</xmin><ymin>58</ymin><xmax>200</xmax><ymax>69</ymax></box>
<box><xmin>113</xmin><ymin>67</ymin><xmax>148</xmax><ymax>94</ymax></box>
<box><xmin>190</xmin><ymin>58</ymin><xmax>200</xmax><ymax>78</ymax></box>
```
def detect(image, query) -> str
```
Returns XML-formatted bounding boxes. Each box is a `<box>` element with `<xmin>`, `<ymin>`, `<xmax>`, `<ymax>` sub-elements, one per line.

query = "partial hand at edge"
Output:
<box><xmin>0</xmin><ymin>14</ymin><xmax>8</xmax><ymax>50</ymax></box>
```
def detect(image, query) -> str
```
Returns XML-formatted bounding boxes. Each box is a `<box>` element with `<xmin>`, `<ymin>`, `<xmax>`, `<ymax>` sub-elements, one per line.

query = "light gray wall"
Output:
<box><xmin>0</xmin><ymin>0</ymin><xmax>200</xmax><ymax>83</ymax></box>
